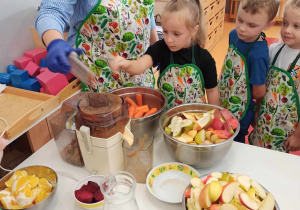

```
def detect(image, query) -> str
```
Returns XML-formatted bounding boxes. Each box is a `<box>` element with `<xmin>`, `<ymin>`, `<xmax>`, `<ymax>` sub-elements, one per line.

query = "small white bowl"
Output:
<box><xmin>74</xmin><ymin>175</ymin><xmax>105</xmax><ymax>209</ymax></box>
<box><xmin>146</xmin><ymin>162</ymin><xmax>200</xmax><ymax>203</ymax></box>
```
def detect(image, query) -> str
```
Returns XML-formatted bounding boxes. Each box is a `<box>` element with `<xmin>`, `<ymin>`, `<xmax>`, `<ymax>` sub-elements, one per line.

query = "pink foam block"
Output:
<box><xmin>65</xmin><ymin>72</ymin><xmax>75</xmax><ymax>81</ymax></box>
<box><xmin>40</xmin><ymin>87</ymin><xmax>45</xmax><ymax>93</ymax></box>
<box><xmin>24</xmin><ymin>61</ymin><xmax>40</xmax><ymax>77</ymax></box>
<box><xmin>24</xmin><ymin>48</ymin><xmax>47</xmax><ymax>66</ymax></box>
<box><xmin>14</xmin><ymin>56</ymin><xmax>33</xmax><ymax>69</ymax></box>
<box><xmin>37</xmin><ymin>71</ymin><xmax>69</xmax><ymax>95</ymax></box>
<box><xmin>39</xmin><ymin>67</ymin><xmax>49</xmax><ymax>74</ymax></box>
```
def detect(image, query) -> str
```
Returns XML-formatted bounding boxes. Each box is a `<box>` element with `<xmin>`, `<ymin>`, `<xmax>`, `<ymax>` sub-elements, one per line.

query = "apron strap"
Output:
<box><xmin>288</xmin><ymin>51</ymin><xmax>300</xmax><ymax>73</ymax></box>
<box><xmin>272</xmin><ymin>43</ymin><xmax>285</xmax><ymax>66</ymax></box>
<box><xmin>272</xmin><ymin>44</ymin><xmax>300</xmax><ymax>72</ymax></box>
<box><xmin>169</xmin><ymin>45</ymin><xmax>196</xmax><ymax>64</ymax></box>
<box><xmin>244</xmin><ymin>32</ymin><xmax>265</xmax><ymax>57</ymax></box>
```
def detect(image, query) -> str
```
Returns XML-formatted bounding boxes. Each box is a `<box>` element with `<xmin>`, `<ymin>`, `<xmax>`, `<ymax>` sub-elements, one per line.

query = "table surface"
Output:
<box><xmin>13</xmin><ymin>131</ymin><xmax>300</xmax><ymax>210</ymax></box>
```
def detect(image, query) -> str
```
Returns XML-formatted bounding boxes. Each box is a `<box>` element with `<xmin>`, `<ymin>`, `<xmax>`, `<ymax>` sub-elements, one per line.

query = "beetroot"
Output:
<box><xmin>75</xmin><ymin>190</ymin><xmax>94</xmax><ymax>203</ymax></box>
<box><xmin>86</xmin><ymin>181</ymin><xmax>100</xmax><ymax>194</ymax></box>
<box><xmin>80</xmin><ymin>184</ymin><xmax>88</xmax><ymax>191</ymax></box>
<box><xmin>94</xmin><ymin>189</ymin><xmax>104</xmax><ymax>202</ymax></box>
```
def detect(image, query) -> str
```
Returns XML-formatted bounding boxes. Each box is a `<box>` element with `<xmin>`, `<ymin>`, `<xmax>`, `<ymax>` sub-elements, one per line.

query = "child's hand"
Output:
<box><xmin>284</xmin><ymin>134</ymin><xmax>300</xmax><ymax>151</ymax></box>
<box><xmin>109</xmin><ymin>56</ymin><xmax>129</xmax><ymax>72</ymax></box>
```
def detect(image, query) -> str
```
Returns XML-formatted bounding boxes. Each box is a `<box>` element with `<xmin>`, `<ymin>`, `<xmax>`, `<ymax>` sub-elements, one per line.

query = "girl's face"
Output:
<box><xmin>281</xmin><ymin>7</ymin><xmax>300</xmax><ymax>49</ymax></box>
<box><xmin>161</xmin><ymin>12</ymin><xmax>198</xmax><ymax>52</ymax></box>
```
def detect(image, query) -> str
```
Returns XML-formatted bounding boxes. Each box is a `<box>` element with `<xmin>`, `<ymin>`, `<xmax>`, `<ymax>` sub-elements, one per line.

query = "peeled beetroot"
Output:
<box><xmin>94</xmin><ymin>189</ymin><xmax>104</xmax><ymax>202</ymax></box>
<box><xmin>86</xmin><ymin>181</ymin><xmax>100</xmax><ymax>194</ymax></box>
<box><xmin>75</xmin><ymin>190</ymin><xmax>94</xmax><ymax>203</ymax></box>
<box><xmin>80</xmin><ymin>184</ymin><xmax>87</xmax><ymax>191</ymax></box>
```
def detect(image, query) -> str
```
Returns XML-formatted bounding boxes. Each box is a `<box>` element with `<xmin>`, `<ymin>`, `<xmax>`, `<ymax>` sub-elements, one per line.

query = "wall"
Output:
<box><xmin>0</xmin><ymin>0</ymin><xmax>41</xmax><ymax>73</ymax></box>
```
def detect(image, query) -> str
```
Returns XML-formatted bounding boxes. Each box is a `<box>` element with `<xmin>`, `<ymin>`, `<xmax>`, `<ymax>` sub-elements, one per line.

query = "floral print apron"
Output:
<box><xmin>249</xmin><ymin>44</ymin><xmax>300</xmax><ymax>152</ymax></box>
<box><xmin>157</xmin><ymin>46</ymin><xmax>206</xmax><ymax>109</ymax></box>
<box><xmin>75</xmin><ymin>0</ymin><xmax>155</xmax><ymax>92</ymax></box>
<box><xmin>219</xmin><ymin>34</ymin><xmax>262</xmax><ymax>120</ymax></box>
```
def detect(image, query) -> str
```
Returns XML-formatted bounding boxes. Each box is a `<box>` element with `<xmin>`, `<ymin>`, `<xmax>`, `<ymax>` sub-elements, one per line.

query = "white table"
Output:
<box><xmin>14</xmin><ymin>132</ymin><xmax>300</xmax><ymax>210</ymax></box>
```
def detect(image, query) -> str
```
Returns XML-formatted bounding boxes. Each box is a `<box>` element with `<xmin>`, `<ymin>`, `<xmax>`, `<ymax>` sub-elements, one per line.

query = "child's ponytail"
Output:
<box><xmin>193</xmin><ymin>0</ymin><xmax>206</xmax><ymax>47</ymax></box>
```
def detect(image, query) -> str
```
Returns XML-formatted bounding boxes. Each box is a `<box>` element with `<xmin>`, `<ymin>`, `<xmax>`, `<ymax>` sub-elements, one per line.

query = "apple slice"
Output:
<box><xmin>238</xmin><ymin>192</ymin><xmax>259</xmax><ymax>210</ymax></box>
<box><xmin>234</xmin><ymin>187</ymin><xmax>245</xmax><ymax>199</ymax></box>
<box><xmin>214</xmin><ymin>109</ymin><xmax>224</xmax><ymax>120</ymax></box>
<box><xmin>212</xmin><ymin>117</ymin><xmax>224</xmax><ymax>130</ymax></box>
<box><xmin>172</xmin><ymin>117</ymin><xmax>183</xmax><ymax>137</ymax></box>
<box><xmin>220</xmin><ymin>109</ymin><xmax>233</xmax><ymax>120</ymax></box>
<box><xmin>190</xmin><ymin>177</ymin><xmax>205</xmax><ymax>189</ymax></box>
<box><xmin>211</xmin><ymin>134</ymin><xmax>219</xmax><ymax>143</ymax></box>
<box><xmin>230</xmin><ymin>198</ymin><xmax>248</xmax><ymax>210</ymax></box>
<box><xmin>165</xmin><ymin>127</ymin><xmax>172</xmax><ymax>135</ymax></box>
<box><xmin>202</xmin><ymin>174</ymin><xmax>212</xmax><ymax>184</ymax></box>
<box><xmin>213</xmin><ymin>130</ymin><xmax>232</xmax><ymax>139</ymax></box>
<box><xmin>186</xmin><ymin>198</ymin><xmax>196</xmax><ymax>210</ymax></box>
<box><xmin>197</xmin><ymin>114</ymin><xmax>213</xmax><ymax>130</ymax></box>
<box><xmin>195</xmin><ymin>129</ymin><xmax>205</xmax><ymax>145</ymax></box>
<box><xmin>221</xmin><ymin>172</ymin><xmax>231</xmax><ymax>182</ymax></box>
<box><xmin>220</xmin><ymin>204</ymin><xmax>238</xmax><ymax>210</ymax></box>
<box><xmin>230</xmin><ymin>173</ymin><xmax>240</xmax><ymax>182</ymax></box>
<box><xmin>180</xmin><ymin>133</ymin><xmax>194</xmax><ymax>143</ymax></box>
<box><xmin>229</xmin><ymin>118</ymin><xmax>239</xmax><ymax>129</ymax></box>
<box><xmin>251</xmin><ymin>180</ymin><xmax>266</xmax><ymax>199</ymax></box>
<box><xmin>220</xmin><ymin>182</ymin><xmax>240</xmax><ymax>203</ymax></box>
<box><xmin>187</xmin><ymin>130</ymin><xmax>198</xmax><ymax>139</ymax></box>
<box><xmin>246</xmin><ymin>188</ymin><xmax>256</xmax><ymax>199</ymax></box>
<box><xmin>237</xmin><ymin>175</ymin><xmax>251</xmax><ymax>191</ymax></box>
<box><xmin>168</xmin><ymin>116</ymin><xmax>178</xmax><ymax>131</ymax></box>
<box><xmin>203</xmin><ymin>140</ymin><xmax>214</xmax><ymax>145</ymax></box>
<box><xmin>193</xmin><ymin>121</ymin><xmax>202</xmax><ymax>131</ymax></box>
<box><xmin>219</xmin><ymin>181</ymin><xmax>228</xmax><ymax>187</ymax></box>
<box><xmin>185</xmin><ymin>188</ymin><xmax>191</xmax><ymax>198</ymax></box>
<box><xmin>205</xmin><ymin>130</ymin><xmax>212</xmax><ymax>140</ymax></box>
<box><xmin>259</xmin><ymin>193</ymin><xmax>275</xmax><ymax>210</ymax></box>
<box><xmin>175</xmin><ymin>136</ymin><xmax>188</xmax><ymax>143</ymax></box>
<box><xmin>211</xmin><ymin>172</ymin><xmax>222</xmax><ymax>179</ymax></box>
<box><xmin>209</xmin><ymin>181</ymin><xmax>223</xmax><ymax>202</ymax></box>
<box><xmin>193</xmin><ymin>187</ymin><xmax>202</xmax><ymax>210</ymax></box>
<box><xmin>206</xmin><ymin>177</ymin><xmax>219</xmax><ymax>185</ymax></box>
<box><xmin>224</xmin><ymin>119</ymin><xmax>234</xmax><ymax>134</ymax></box>
<box><xmin>199</xmin><ymin>184</ymin><xmax>212</xmax><ymax>208</ymax></box>
<box><xmin>182</xmin><ymin>119</ymin><xmax>194</xmax><ymax>131</ymax></box>
<box><xmin>209</xmin><ymin>204</ymin><xmax>221</xmax><ymax>210</ymax></box>
<box><xmin>182</xmin><ymin>112</ymin><xmax>196</xmax><ymax>122</ymax></box>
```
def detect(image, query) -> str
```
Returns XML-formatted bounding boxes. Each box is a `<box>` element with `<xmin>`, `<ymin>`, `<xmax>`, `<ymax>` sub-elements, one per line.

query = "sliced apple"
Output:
<box><xmin>180</xmin><ymin>133</ymin><xmax>194</xmax><ymax>143</ymax></box>
<box><xmin>207</xmin><ymin>109</ymin><xmax>217</xmax><ymax>115</ymax></box>
<box><xmin>220</xmin><ymin>109</ymin><xmax>233</xmax><ymax>120</ymax></box>
<box><xmin>182</xmin><ymin>119</ymin><xmax>194</xmax><ymax>131</ymax></box>
<box><xmin>175</xmin><ymin>136</ymin><xmax>188</xmax><ymax>143</ymax></box>
<box><xmin>182</xmin><ymin>112</ymin><xmax>196</xmax><ymax>122</ymax></box>
<box><xmin>215</xmin><ymin>139</ymin><xmax>226</xmax><ymax>144</ymax></box>
<box><xmin>187</xmin><ymin>130</ymin><xmax>198</xmax><ymax>139</ymax></box>
<box><xmin>234</xmin><ymin>187</ymin><xmax>245</xmax><ymax>199</ymax></box>
<box><xmin>220</xmin><ymin>204</ymin><xmax>238</xmax><ymax>210</ymax></box>
<box><xmin>221</xmin><ymin>172</ymin><xmax>231</xmax><ymax>182</ymax></box>
<box><xmin>203</xmin><ymin>140</ymin><xmax>214</xmax><ymax>145</ymax></box>
<box><xmin>202</xmin><ymin>174</ymin><xmax>212</xmax><ymax>184</ymax></box>
<box><xmin>212</xmin><ymin>117</ymin><xmax>224</xmax><ymax>130</ymax></box>
<box><xmin>238</xmin><ymin>192</ymin><xmax>259</xmax><ymax>210</ymax></box>
<box><xmin>211</xmin><ymin>172</ymin><xmax>222</xmax><ymax>179</ymax></box>
<box><xmin>168</xmin><ymin>116</ymin><xmax>178</xmax><ymax>131</ymax></box>
<box><xmin>246</xmin><ymin>188</ymin><xmax>256</xmax><ymax>200</ymax></box>
<box><xmin>214</xmin><ymin>109</ymin><xmax>224</xmax><ymax>120</ymax></box>
<box><xmin>193</xmin><ymin>187</ymin><xmax>202</xmax><ymax>210</ymax></box>
<box><xmin>209</xmin><ymin>180</ymin><xmax>223</xmax><ymax>202</ymax></box>
<box><xmin>230</xmin><ymin>198</ymin><xmax>248</xmax><ymax>210</ymax></box>
<box><xmin>193</xmin><ymin>121</ymin><xmax>202</xmax><ymax>131</ymax></box>
<box><xmin>195</xmin><ymin>129</ymin><xmax>205</xmax><ymax>145</ymax></box>
<box><xmin>199</xmin><ymin>183</ymin><xmax>212</xmax><ymax>208</ymax></box>
<box><xmin>206</xmin><ymin>177</ymin><xmax>219</xmax><ymax>185</ymax></box>
<box><xmin>219</xmin><ymin>181</ymin><xmax>228</xmax><ymax>187</ymax></box>
<box><xmin>190</xmin><ymin>177</ymin><xmax>205</xmax><ymax>189</ymax></box>
<box><xmin>165</xmin><ymin>127</ymin><xmax>172</xmax><ymax>135</ymax></box>
<box><xmin>251</xmin><ymin>180</ymin><xmax>266</xmax><ymax>199</ymax></box>
<box><xmin>229</xmin><ymin>118</ymin><xmax>239</xmax><ymax>129</ymax></box>
<box><xmin>220</xmin><ymin>182</ymin><xmax>240</xmax><ymax>203</ymax></box>
<box><xmin>230</xmin><ymin>173</ymin><xmax>240</xmax><ymax>182</ymax></box>
<box><xmin>259</xmin><ymin>193</ymin><xmax>275</xmax><ymax>210</ymax></box>
<box><xmin>172</xmin><ymin>117</ymin><xmax>183</xmax><ymax>137</ymax></box>
<box><xmin>224</xmin><ymin>119</ymin><xmax>234</xmax><ymax>134</ymax></box>
<box><xmin>186</xmin><ymin>198</ymin><xmax>196</xmax><ymax>210</ymax></box>
<box><xmin>185</xmin><ymin>188</ymin><xmax>191</xmax><ymax>198</ymax></box>
<box><xmin>209</xmin><ymin>204</ymin><xmax>221</xmax><ymax>210</ymax></box>
<box><xmin>210</xmin><ymin>134</ymin><xmax>219</xmax><ymax>143</ymax></box>
<box><xmin>213</xmin><ymin>130</ymin><xmax>232</xmax><ymax>139</ymax></box>
<box><xmin>197</xmin><ymin>114</ymin><xmax>213</xmax><ymax>130</ymax></box>
<box><xmin>237</xmin><ymin>175</ymin><xmax>251</xmax><ymax>191</ymax></box>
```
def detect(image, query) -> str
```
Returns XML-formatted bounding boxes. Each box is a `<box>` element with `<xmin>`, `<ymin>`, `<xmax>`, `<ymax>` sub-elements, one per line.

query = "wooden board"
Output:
<box><xmin>0</xmin><ymin>87</ymin><xmax>60</xmax><ymax>140</ymax></box>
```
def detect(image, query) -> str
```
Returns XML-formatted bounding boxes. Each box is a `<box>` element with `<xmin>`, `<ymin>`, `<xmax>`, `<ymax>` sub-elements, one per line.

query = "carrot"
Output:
<box><xmin>135</xmin><ymin>18</ymin><xmax>143</xmax><ymax>28</ymax></box>
<box><xmin>272</xmin><ymin>91</ymin><xmax>278</xmax><ymax>103</ymax></box>
<box><xmin>128</xmin><ymin>105</ymin><xmax>136</xmax><ymax>118</ymax></box>
<box><xmin>136</xmin><ymin>105</ymin><xmax>149</xmax><ymax>112</ymax></box>
<box><xmin>134</xmin><ymin>110</ymin><xmax>144</xmax><ymax>118</ymax></box>
<box><xmin>125</xmin><ymin>97</ymin><xmax>137</xmax><ymax>107</ymax></box>
<box><xmin>83</xmin><ymin>23</ymin><xmax>91</xmax><ymax>32</ymax></box>
<box><xmin>144</xmin><ymin>108</ymin><xmax>158</xmax><ymax>117</ymax></box>
<box><xmin>136</xmin><ymin>94</ymin><xmax>143</xmax><ymax>106</ymax></box>
<box><xmin>177</xmin><ymin>76</ymin><xmax>185</xmax><ymax>86</ymax></box>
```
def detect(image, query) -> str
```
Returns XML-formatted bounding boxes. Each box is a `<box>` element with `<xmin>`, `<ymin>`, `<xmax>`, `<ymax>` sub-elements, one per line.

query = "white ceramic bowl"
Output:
<box><xmin>146</xmin><ymin>162</ymin><xmax>200</xmax><ymax>203</ymax></box>
<box><xmin>74</xmin><ymin>175</ymin><xmax>105</xmax><ymax>210</ymax></box>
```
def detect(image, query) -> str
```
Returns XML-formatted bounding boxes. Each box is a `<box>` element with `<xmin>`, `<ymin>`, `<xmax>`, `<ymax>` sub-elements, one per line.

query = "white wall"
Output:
<box><xmin>0</xmin><ymin>0</ymin><xmax>41</xmax><ymax>73</ymax></box>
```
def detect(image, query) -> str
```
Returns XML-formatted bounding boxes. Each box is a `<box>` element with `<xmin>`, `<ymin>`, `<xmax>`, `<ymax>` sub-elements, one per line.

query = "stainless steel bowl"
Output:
<box><xmin>0</xmin><ymin>165</ymin><xmax>58</xmax><ymax>210</ymax></box>
<box><xmin>159</xmin><ymin>103</ymin><xmax>240</xmax><ymax>168</ymax></box>
<box><xmin>182</xmin><ymin>173</ymin><xmax>280</xmax><ymax>210</ymax></box>
<box><xmin>110</xmin><ymin>87</ymin><xmax>167</xmax><ymax>142</ymax></box>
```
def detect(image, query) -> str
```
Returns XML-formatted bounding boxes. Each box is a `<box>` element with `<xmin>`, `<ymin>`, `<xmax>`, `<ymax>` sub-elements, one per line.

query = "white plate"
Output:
<box><xmin>146</xmin><ymin>162</ymin><xmax>200</xmax><ymax>203</ymax></box>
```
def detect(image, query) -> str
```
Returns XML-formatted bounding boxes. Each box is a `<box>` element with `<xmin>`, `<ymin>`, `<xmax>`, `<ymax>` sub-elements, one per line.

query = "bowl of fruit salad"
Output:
<box><xmin>183</xmin><ymin>172</ymin><xmax>280</xmax><ymax>210</ymax></box>
<box><xmin>159</xmin><ymin>103</ymin><xmax>240</xmax><ymax>168</ymax></box>
<box><xmin>0</xmin><ymin>165</ymin><xmax>57</xmax><ymax>210</ymax></box>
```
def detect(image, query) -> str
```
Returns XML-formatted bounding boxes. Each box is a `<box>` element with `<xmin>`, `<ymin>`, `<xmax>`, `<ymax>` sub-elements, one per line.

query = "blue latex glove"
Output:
<box><xmin>46</xmin><ymin>39</ymin><xmax>83</xmax><ymax>75</ymax></box>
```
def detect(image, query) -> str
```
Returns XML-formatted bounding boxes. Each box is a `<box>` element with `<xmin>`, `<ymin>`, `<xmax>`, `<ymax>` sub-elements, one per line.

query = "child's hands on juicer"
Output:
<box><xmin>109</xmin><ymin>56</ymin><xmax>130</xmax><ymax>72</ymax></box>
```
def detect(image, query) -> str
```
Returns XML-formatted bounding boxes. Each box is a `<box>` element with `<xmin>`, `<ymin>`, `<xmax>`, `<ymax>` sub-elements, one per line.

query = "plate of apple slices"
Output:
<box><xmin>183</xmin><ymin>172</ymin><xmax>279</xmax><ymax>210</ymax></box>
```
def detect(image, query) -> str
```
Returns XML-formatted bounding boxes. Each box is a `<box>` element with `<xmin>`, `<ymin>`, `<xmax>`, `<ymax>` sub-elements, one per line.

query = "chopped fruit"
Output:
<box><xmin>86</xmin><ymin>181</ymin><xmax>100</xmax><ymax>194</ymax></box>
<box><xmin>229</xmin><ymin>118</ymin><xmax>239</xmax><ymax>129</ymax></box>
<box><xmin>184</xmin><ymin>189</ymin><xmax>191</xmax><ymax>198</ymax></box>
<box><xmin>5</xmin><ymin>171</ymin><xmax>27</xmax><ymax>188</ymax></box>
<box><xmin>212</xmin><ymin>117</ymin><xmax>224</xmax><ymax>130</ymax></box>
<box><xmin>94</xmin><ymin>189</ymin><xmax>104</xmax><ymax>202</ymax></box>
<box><xmin>28</xmin><ymin>176</ymin><xmax>39</xmax><ymax>189</ymax></box>
<box><xmin>75</xmin><ymin>190</ymin><xmax>94</xmax><ymax>203</ymax></box>
<box><xmin>38</xmin><ymin>178</ymin><xmax>52</xmax><ymax>193</ymax></box>
<box><xmin>34</xmin><ymin>188</ymin><xmax>50</xmax><ymax>204</ymax></box>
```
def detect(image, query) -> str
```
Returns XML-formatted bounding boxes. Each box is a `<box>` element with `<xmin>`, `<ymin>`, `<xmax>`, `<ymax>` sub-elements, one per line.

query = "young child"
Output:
<box><xmin>218</xmin><ymin>0</ymin><xmax>280</xmax><ymax>143</ymax></box>
<box><xmin>109</xmin><ymin>0</ymin><xmax>219</xmax><ymax>108</ymax></box>
<box><xmin>249</xmin><ymin>0</ymin><xmax>300</xmax><ymax>152</ymax></box>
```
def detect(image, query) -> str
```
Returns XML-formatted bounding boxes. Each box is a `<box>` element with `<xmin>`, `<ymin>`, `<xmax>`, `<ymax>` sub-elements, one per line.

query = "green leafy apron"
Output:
<box><xmin>157</xmin><ymin>45</ymin><xmax>206</xmax><ymax>109</ymax></box>
<box><xmin>75</xmin><ymin>0</ymin><xmax>155</xmax><ymax>92</ymax></box>
<box><xmin>219</xmin><ymin>34</ymin><xmax>262</xmax><ymax>120</ymax></box>
<box><xmin>249</xmin><ymin>44</ymin><xmax>300</xmax><ymax>152</ymax></box>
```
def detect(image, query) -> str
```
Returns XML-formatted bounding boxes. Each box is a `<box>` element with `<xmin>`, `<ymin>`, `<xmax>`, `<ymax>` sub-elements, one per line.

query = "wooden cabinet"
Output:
<box><xmin>204</xmin><ymin>0</ymin><xmax>226</xmax><ymax>50</ymax></box>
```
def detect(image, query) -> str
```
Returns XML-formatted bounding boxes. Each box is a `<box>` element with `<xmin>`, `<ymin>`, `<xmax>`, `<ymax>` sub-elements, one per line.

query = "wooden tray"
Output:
<box><xmin>0</xmin><ymin>87</ymin><xmax>60</xmax><ymax>140</ymax></box>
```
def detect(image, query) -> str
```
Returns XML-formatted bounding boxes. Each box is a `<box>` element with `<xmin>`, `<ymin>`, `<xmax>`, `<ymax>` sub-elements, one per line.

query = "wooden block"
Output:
<box><xmin>14</xmin><ymin>56</ymin><xmax>33</xmax><ymax>69</ymax></box>
<box><xmin>24</xmin><ymin>61</ymin><xmax>40</xmax><ymax>77</ymax></box>
<box><xmin>24</xmin><ymin>49</ymin><xmax>47</xmax><ymax>66</ymax></box>
<box><xmin>21</xmin><ymin>78</ymin><xmax>41</xmax><ymax>92</ymax></box>
<box><xmin>10</xmin><ymin>70</ymin><xmax>30</xmax><ymax>88</ymax></box>
<box><xmin>26</xmin><ymin>119</ymin><xmax>51</xmax><ymax>152</ymax></box>
<box><xmin>36</xmin><ymin>71</ymin><xmax>69</xmax><ymax>96</ymax></box>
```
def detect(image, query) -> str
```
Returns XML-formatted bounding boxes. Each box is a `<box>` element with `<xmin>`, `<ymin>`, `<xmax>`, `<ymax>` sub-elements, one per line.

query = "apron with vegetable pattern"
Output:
<box><xmin>219</xmin><ymin>34</ymin><xmax>263</xmax><ymax>120</ymax></box>
<box><xmin>157</xmin><ymin>46</ymin><xmax>206</xmax><ymax>109</ymax></box>
<box><xmin>249</xmin><ymin>44</ymin><xmax>300</xmax><ymax>152</ymax></box>
<box><xmin>75</xmin><ymin>0</ymin><xmax>155</xmax><ymax>92</ymax></box>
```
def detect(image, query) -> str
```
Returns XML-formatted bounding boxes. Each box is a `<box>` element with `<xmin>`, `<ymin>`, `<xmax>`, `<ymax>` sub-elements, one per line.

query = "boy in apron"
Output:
<box><xmin>249</xmin><ymin>0</ymin><xmax>300</xmax><ymax>152</ymax></box>
<box><xmin>35</xmin><ymin>0</ymin><xmax>159</xmax><ymax>92</ymax></box>
<box><xmin>218</xmin><ymin>0</ymin><xmax>280</xmax><ymax>143</ymax></box>
<box><xmin>109</xmin><ymin>0</ymin><xmax>220</xmax><ymax>108</ymax></box>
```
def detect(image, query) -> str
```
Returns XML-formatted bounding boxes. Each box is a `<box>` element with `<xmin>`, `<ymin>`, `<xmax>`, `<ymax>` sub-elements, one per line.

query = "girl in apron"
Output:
<box><xmin>109</xmin><ymin>0</ymin><xmax>219</xmax><ymax>108</ymax></box>
<box><xmin>76</xmin><ymin>0</ymin><xmax>156</xmax><ymax>92</ymax></box>
<box><xmin>249</xmin><ymin>0</ymin><xmax>300</xmax><ymax>152</ymax></box>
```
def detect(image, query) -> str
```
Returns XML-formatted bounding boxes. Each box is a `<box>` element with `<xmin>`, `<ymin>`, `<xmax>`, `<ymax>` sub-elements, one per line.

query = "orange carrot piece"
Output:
<box><xmin>125</xmin><ymin>97</ymin><xmax>137</xmax><ymax>107</ymax></box>
<box><xmin>128</xmin><ymin>106</ymin><xmax>136</xmax><ymax>118</ymax></box>
<box><xmin>144</xmin><ymin>108</ymin><xmax>158</xmax><ymax>117</ymax></box>
<box><xmin>136</xmin><ymin>105</ymin><xmax>149</xmax><ymax>111</ymax></box>
<box><xmin>136</xmin><ymin>94</ymin><xmax>143</xmax><ymax>106</ymax></box>
<box><xmin>133</xmin><ymin>110</ymin><xmax>144</xmax><ymax>118</ymax></box>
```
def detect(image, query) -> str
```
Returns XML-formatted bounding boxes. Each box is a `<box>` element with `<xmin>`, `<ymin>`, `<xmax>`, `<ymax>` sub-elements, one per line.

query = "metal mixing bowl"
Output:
<box><xmin>0</xmin><ymin>165</ymin><xmax>58</xmax><ymax>210</ymax></box>
<box><xmin>110</xmin><ymin>87</ymin><xmax>167</xmax><ymax>142</ymax></box>
<box><xmin>159</xmin><ymin>103</ymin><xmax>240</xmax><ymax>168</ymax></box>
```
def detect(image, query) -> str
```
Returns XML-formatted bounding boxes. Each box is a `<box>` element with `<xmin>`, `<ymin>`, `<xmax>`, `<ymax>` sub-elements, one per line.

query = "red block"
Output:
<box><xmin>24</xmin><ymin>49</ymin><xmax>47</xmax><ymax>66</ymax></box>
<box><xmin>24</xmin><ymin>61</ymin><xmax>40</xmax><ymax>77</ymax></box>
<box><xmin>37</xmin><ymin>71</ymin><xmax>69</xmax><ymax>96</ymax></box>
<box><xmin>65</xmin><ymin>72</ymin><xmax>75</xmax><ymax>81</ymax></box>
<box><xmin>14</xmin><ymin>56</ymin><xmax>33</xmax><ymax>69</ymax></box>
<box><xmin>40</xmin><ymin>87</ymin><xmax>45</xmax><ymax>93</ymax></box>
<box><xmin>39</xmin><ymin>67</ymin><xmax>49</xmax><ymax>74</ymax></box>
